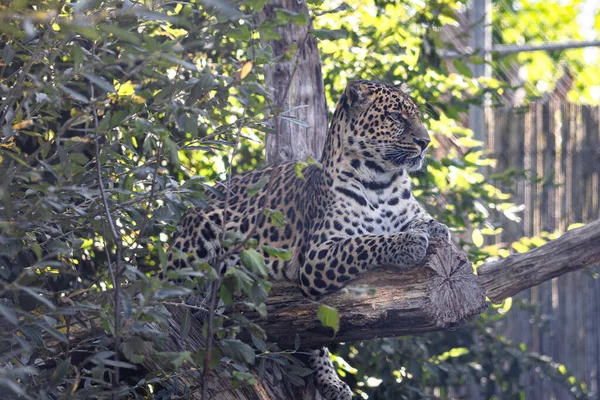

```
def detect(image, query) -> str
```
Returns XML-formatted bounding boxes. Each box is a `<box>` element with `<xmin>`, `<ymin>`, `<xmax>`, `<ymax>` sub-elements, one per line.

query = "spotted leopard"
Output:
<box><xmin>168</xmin><ymin>80</ymin><xmax>450</xmax><ymax>399</ymax></box>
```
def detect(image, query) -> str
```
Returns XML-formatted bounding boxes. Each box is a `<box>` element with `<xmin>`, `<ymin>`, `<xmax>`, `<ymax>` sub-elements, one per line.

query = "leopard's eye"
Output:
<box><xmin>386</xmin><ymin>111</ymin><xmax>406</xmax><ymax>124</ymax></box>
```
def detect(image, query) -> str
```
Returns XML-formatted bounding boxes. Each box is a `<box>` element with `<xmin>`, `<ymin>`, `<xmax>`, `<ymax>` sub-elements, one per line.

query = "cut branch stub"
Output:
<box><xmin>425</xmin><ymin>239</ymin><xmax>487</xmax><ymax>328</ymax></box>
<box><xmin>241</xmin><ymin>238</ymin><xmax>487</xmax><ymax>348</ymax></box>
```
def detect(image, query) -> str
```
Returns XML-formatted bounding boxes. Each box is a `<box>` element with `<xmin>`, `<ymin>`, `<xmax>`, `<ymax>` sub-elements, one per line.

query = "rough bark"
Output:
<box><xmin>239</xmin><ymin>238</ymin><xmax>486</xmax><ymax>348</ymax></box>
<box><xmin>477</xmin><ymin>218</ymin><xmax>600</xmax><ymax>303</ymax></box>
<box><xmin>258</xmin><ymin>0</ymin><xmax>329</xmax><ymax>165</ymax></box>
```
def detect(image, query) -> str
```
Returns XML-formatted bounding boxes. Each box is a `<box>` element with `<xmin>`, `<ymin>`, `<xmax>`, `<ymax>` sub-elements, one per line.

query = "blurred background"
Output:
<box><xmin>0</xmin><ymin>0</ymin><xmax>599</xmax><ymax>399</ymax></box>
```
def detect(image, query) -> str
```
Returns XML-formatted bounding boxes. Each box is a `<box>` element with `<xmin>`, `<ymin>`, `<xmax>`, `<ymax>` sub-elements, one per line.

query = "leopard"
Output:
<box><xmin>168</xmin><ymin>80</ymin><xmax>450</xmax><ymax>400</ymax></box>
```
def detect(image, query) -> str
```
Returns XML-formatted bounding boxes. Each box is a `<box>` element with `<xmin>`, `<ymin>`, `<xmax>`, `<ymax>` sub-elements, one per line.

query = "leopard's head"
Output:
<box><xmin>333</xmin><ymin>80</ymin><xmax>430</xmax><ymax>172</ymax></box>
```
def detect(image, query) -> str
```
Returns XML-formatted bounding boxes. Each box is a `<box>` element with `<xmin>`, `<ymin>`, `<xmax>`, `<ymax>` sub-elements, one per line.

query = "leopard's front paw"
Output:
<box><xmin>186</xmin><ymin>294</ymin><xmax>209</xmax><ymax>321</ymax></box>
<box><xmin>410</xmin><ymin>218</ymin><xmax>451</xmax><ymax>241</ymax></box>
<box><xmin>395</xmin><ymin>229</ymin><xmax>429</xmax><ymax>269</ymax></box>
<box><xmin>428</xmin><ymin>221</ymin><xmax>450</xmax><ymax>241</ymax></box>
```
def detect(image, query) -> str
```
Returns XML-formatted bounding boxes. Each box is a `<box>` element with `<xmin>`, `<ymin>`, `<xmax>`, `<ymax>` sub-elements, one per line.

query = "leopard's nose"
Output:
<box><xmin>413</xmin><ymin>137</ymin><xmax>430</xmax><ymax>151</ymax></box>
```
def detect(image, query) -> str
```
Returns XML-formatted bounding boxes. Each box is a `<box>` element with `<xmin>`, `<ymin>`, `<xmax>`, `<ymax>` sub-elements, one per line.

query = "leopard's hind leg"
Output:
<box><xmin>168</xmin><ymin>207</ymin><xmax>223</xmax><ymax>270</ymax></box>
<box><xmin>167</xmin><ymin>207</ymin><xmax>232</xmax><ymax>319</ymax></box>
<box><xmin>309</xmin><ymin>347</ymin><xmax>353</xmax><ymax>400</ymax></box>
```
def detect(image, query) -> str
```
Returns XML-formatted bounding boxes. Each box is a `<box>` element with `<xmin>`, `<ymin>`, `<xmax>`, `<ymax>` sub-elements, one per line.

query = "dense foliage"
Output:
<box><xmin>0</xmin><ymin>0</ymin><xmax>596</xmax><ymax>399</ymax></box>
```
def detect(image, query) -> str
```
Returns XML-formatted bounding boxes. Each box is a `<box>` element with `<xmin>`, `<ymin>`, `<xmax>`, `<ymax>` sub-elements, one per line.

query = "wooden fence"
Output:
<box><xmin>487</xmin><ymin>100</ymin><xmax>600</xmax><ymax>399</ymax></box>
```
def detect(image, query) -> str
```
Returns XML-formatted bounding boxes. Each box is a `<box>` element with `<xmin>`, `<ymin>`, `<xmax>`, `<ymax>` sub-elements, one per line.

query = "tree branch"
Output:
<box><xmin>477</xmin><ymin>218</ymin><xmax>600</xmax><ymax>303</ymax></box>
<box><xmin>238</xmin><ymin>238</ymin><xmax>486</xmax><ymax>348</ymax></box>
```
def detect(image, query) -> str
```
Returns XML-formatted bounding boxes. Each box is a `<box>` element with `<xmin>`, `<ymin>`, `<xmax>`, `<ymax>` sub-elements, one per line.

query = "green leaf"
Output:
<box><xmin>295</xmin><ymin>333</ymin><xmax>301</xmax><ymax>351</ymax></box>
<box><xmin>18</xmin><ymin>286</ymin><xmax>55</xmax><ymax>310</ymax></box>
<box><xmin>244</xmin><ymin>0</ymin><xmax>270</xmax><ymax>12</ymax></box>
<box><xmin>156</xmin><ymin>351</ymin><xmax>195</xmax><ymax>369</ymax></box>
<box><xmin>156</xmin><ymin>240</ymin><xmax>167</xmax><ymax>273</ymax></box>
<box><xmin>120</xmin><ymin>336</ymin><xmax>146</xmax><ymax>364</ymax></box>
<box><xmin>51</xmin><ymin>358</ymin><xmax>71</xmax><ymax>384</ymax></box>
<box><xmin>163</xmin><ymin>137</ymin><xmax>180</xmax><ymax>170</ymax></box>
<box><xmin>163</xmin><ymin>54</ymin><xmax>198</xmax><ymax>71</ymax></box>
<box><xmin>0</xmin><ymin>302</ymin><xmax>17</xmax><ymax>325</ymax></box>
<box><xmin>472</xmin><ymin>229</ymin><xmax>484</xmax><ymax>247</ymax></box>
<box><xmin>69</xmin><ymin>152</ymin><xmax>89</xmax><ymax>166</ymax></box>
<box><xmin>35</xmin><ymin>322</ymin><xmax>68</xmax><ymax>343</ymax></box>
<box><xmin>83</xmin><ymin>73</ymin><xmax>116</xmax><ymax>93</ymax></box>
<box><xmin>468</xmin><ymin>54</ymin><xmax>485</xmax><ymax>65</ymax></box>
<box><xmin>453</xmin><ymin>59</ymin><xmax>473</xmax><ymax>78</ymax></box>
<box><xmin>227</xmin><ymin>24</ymin><xmax>251</xmax><ymax>41</ymax></box>
<box><xmin>258</xmin><ymin>26</ymin><xmax>281</xmax><ymax>41</ymax></box>
<box><xmin>264</xmin><ymin>209</ymin><xmax>287</xmax><ymax>227</ymax></box>
<box><xmin>249</xmin><ymin>281</ymin><xmax>269</xmax><ymax>305</ymax></box>
<box><xmin>294</xmin><ymin>161</ymin><xmax>308</xmax><ymax>181</ymax></box>
<box><xmin>315</xmin><ymin>2</ymin><xmax>352</xmax><ymax>14</ymax></box>
<box><xmin>247</xmin><ymin>176</ymin><xmax>268</xmax><ymax>197</ymax></box>
<box><xmin>181</xmin><ymin>309</ymin><xmax>192</xmax><ymax>341</ymax></box>
<box><xmin>28</xmin><ymin>241</ymin><xmax>42</xmax><ymax>261</ymax></box>
<box><xmin>222</xmin><ymin>230</ymin><xmax>246</xmax><ymax>247</ymax></box>
<box><xmin>274</xmin><ymin>9</ymin><xmax>307</xmax><ymax>26</ymax></box>
<box><xmin>262</xmin><ymin>245</ymin><xmax>291</xmax><ymax>260</ymax></box>
<box><xmin>286</xmin><ymin>364</ymin><xmax>314</xmax><ymax>377</ymax></box>
<box><xmin>98</xmin><ymin>24</ymin><xmax>142</xmax><ymax>44</ymax></box>
<box><xmin>219</xmin><ymin>284</ymin><xmax>233</xmax><ymax>306</ymax></box>
<box><xmin>69</xmin><ymin>24</ymin><xmax>100</xmax><ymax>40</ymax></box>
<box><xmin>280</xmin><ymin>115</ymin><xmax>309</xmax><ymax>128</ymax></box>
<box><xmin>312</xmin><ymin>28</ymin><xmax>348</xmax><ymax>40</ymax></box>
<box><xmin>0</xmin><ymin>376</ymin><xmax>28</xmax><ymax>397</ymax></box>
<box><xmin>240</xmin><ymin>249</ymin><xmax>268</xmax><ymax>277</ymax></box>
<box><xmin>60</xmin><ymin>85</ymin><xmax>89</xmax><ymax>103</ymax></box>
<box><xmin>100</xmin><ymin>358</ymin><xmax>138</xmax><ymax>369</ymax></box>
<box><xmin>153</xmin><ymin>287</ymin><xmax>192</xmax><ymax>299</ymax></box>
<box><xmin>283</xmin><ymin>371</ymin><xmax>305</xmax><ymax>387</ymax></box>
<box><xmin>199</xmin><ymin>0</ymin><xmax>244</xmax><ymax>20</ymax></box>
<box><xmin>317</xmin><ymin>304</ymin><xmax>339</xmax><ymax>334</ymax></box>
<box><xmin>220</xmin><ymin>339</ymin><xmax>256</xmax><ymax>364</ymax></box>
<box><xmin>195</xmin><ymin>347</ymin><xmax>222</xmax><ymax>369</ymax></box>
<box><xmin>251</xmin><ymin>334</ymin><xmax>267</xmax><ymax>352</ymax></box>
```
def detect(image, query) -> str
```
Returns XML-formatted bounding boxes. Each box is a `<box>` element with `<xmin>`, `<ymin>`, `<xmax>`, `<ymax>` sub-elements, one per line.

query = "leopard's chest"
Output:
<box><xmin>356</xmin><ymin>198</ymin><xmax>418</xmax><ymax>235</ymax></box>
<box><xmin>331</xmin><ymin>182</ymin><xmax>420</xmax><ymax>236</ymax></box>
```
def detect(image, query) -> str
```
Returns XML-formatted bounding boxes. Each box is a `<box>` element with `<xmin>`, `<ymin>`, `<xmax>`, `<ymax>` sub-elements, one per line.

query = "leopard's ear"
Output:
<box><xmin>396</xmin><ymin>82</ymin><xmax>413</xmax><ymax>93</ymax></box>
<box><xmin>344</xmin><ymin>80</ymin><xmax>372</xmax><ymax>110</ymax></box>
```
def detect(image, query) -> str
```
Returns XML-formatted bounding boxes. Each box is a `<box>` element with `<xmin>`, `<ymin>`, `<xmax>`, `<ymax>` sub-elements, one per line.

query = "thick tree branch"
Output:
<box><xmin>239</xmin><ymin>238</ymin><xmax>486</xmax><ymax>348</ymax></box>
<box><xmin>477</xmin><ymin>218</ymin><xmax>600</xmax><ymax>303</ymax></box>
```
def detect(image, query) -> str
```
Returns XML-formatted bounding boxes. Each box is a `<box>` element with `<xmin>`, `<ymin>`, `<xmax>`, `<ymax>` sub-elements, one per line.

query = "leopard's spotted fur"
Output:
<box><xmin>168</xmin><ymin>80</ymin><xmax>450</xmax><ymax>399</ymax></box>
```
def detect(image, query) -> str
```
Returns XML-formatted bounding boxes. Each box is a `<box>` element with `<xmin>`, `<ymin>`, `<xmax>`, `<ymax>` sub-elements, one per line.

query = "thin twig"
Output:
<box><xmin>198</xmin><ymin>18</ymin><xmax>313</xmax><ymax>398</ymax></box>
<box><xmin>161</xmin><ymin>301</ymin><xmax>230</xmax><ymax>320</ymax></box>
<box><xmin>200</xmin><ymin>108</ymin><xmax>247</xmax><ymax>400</ymax></box>
<box><xmin>90</xmin><ymin>41</ymin><xmax>123</xmax><ymax>400</ymax></box>
<box><xmin>125</xmin><ymin>143</ymin><xmax>163</xmax><ymax>269</ymax></box>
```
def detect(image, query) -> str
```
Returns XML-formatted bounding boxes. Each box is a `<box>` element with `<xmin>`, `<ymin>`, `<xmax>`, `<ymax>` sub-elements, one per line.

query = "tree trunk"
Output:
<box><xmin>255</xmin><ymin>1</ymin><xmax>330</xmax><ymax>397</ymax></box>
<box><xmin>258</xmin><ymin>0</ymin><xmax>329</xmax><ymax>165</ymax></box>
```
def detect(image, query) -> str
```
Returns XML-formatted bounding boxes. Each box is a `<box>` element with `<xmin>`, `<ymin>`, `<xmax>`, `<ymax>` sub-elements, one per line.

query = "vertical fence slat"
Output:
<box><xmin>492</xmin><ymin>99</ymin><xmax>600</xmax><ymax>399</ymax></box>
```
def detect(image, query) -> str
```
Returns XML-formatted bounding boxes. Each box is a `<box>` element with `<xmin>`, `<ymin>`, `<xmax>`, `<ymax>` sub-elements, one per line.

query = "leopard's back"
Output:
<box><xmin>168</xmin><ymin>162</ymin><xmax>325</xmax><ymax>282</ymax></box>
